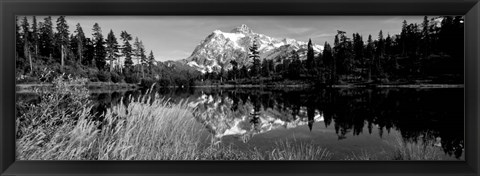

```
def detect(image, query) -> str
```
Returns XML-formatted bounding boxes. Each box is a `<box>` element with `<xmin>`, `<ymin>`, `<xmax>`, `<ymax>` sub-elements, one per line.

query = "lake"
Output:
<box><xmin>17</xmin><ymin>86</ymin><xmax>465</xmax><ymax>160</ymax></box>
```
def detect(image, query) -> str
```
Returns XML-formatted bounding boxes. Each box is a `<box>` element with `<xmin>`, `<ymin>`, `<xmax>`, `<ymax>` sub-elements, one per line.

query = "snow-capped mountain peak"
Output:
<box><xmin>186</xmin><ymin>25</ymin><xmax>323</xmax><ymax>73</ymax></box>
<box><xmin>230</xmin><ymin>24</ymin><xmax>253</xmax><ymax>34</ymax></box>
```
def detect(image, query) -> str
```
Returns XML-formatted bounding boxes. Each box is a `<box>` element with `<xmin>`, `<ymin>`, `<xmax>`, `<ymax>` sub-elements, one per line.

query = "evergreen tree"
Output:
<box><xmin>106</xmin><ymin>29</ymin><xmax>119</xmax><ymax>72</ymax></box>
<box><xmin>375</xmin><ymin>30</ymin><xmax>386</xmax><ymax>78</ymax></box>
<box><xmin>306</xmin><ymin>38</ymin><xmax>316</xmax><ymax>78</ymax></box>
<box><xmin>401</xmin><ymin>20</ymin><xmax>408</xmax><ymax>56</ymax></box>
<box><xmin>365</xmin><ymin>35</ymin><xmax>375</xmax><ymax>81</ymax></box>
<box><xmin>133</xmin><ymin>37</ymin><xmax>143</xmax><ymax>78</ymax></box>
<box><xmin>31</xmin><ymin>16</ymin><xmax>39</xmax><ymax>57</ymax></box>
<box><xmin>353</xmin><ymin>33</ymin><xmax>364</xmax><ymax>76</ymax></box>
<box><xmin>261</xmin><ymin>58</ymin><xmax>270</xmax><ymax>77</ymax></box>
<box><xmin>421</xmin><ymin>16</ymin><xmax>430</xmax><ymax>56</ymax></box>
<box><xmin>240</xmin><ymin>65</ymin><xmax>249</xmax><ymax>79</ymax></box>
<box><xmin>39</xmin><ymin>16</ymin><xmax>54</xmax><ymax>59</ymax></box>
<box><xmin>74</xmin><ymin>23</ymin><xmax>86</xmax><ymax>64</ymax></box>
<box><xmin>92</xmin><ymin>23</ymin><xmax>106</xmax><ymax>70</ymax></box>
<box><xmin>139</xmin><ymin>42</ymin><xmax>147</xmax><ymax>79</ymax></box>
<box><xmin>385</xmin><ymin>34</ymin><xmax>393</xmax><ymax>56</ymax></box>
<box><xmin>20</xmin><ymin>17</ymin><xmax>33</xmax><ymax>73</ymax></box>
<box><xmin>230</xmin><ymin>60</ymin><xmax>238</xmax><ymax>81</ymax></box>
<box><xmin>376</xmin><ymin>30</ymin><xmax>385</xmax><ymax>58</ymax></box>
<box><xmin>120</xmin><ymin>31</ymin><xmax>133</xmax><ymax>72</ymax></box>
<box><xmin>249</xmin><ymin>38</ymin><xmax>261</xmax><ymax>78</ymax></box>
<box><xmin>84</xmin><ymin>38</ymin><xmax>95</xmax><ymax>66</ymax></box>
<box><xmin>333</xmin><ymin>30</ymin><xmax>351</xmax><ymax>76</ymax></box>
<box><xmin>322</xmin><ymin>42</ymin><xmax>334</xmax><ymax>84</ymax></box>
<box><xmin>288</xmin><ymin>50</ymin><xmax>301</xmax><ymax>79</ymax></box>
<box><xmin>56</xmin><ymin>16</ymin><xmax>69</xmax><ymax>69</ymax></box>
<box><xmin>15</xmin><ymin>17</ymin><xmax>22</xmax><ymax>65</ymax></box>
<box><xmin>148</xmin><ymin>50</ymin><xmax>155</xmax><ymax>75</ymax></box>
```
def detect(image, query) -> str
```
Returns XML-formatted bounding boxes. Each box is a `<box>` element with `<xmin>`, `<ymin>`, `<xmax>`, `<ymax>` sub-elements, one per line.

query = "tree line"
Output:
<box><xmin>16</xmin><ymin>16</ymin><xmax>198</xmax><ymax>87</ymax></box>
<box><xmin>203</xmin><ymin>16</ymin><xmax>464</xmax><ymax>85</ymax></box>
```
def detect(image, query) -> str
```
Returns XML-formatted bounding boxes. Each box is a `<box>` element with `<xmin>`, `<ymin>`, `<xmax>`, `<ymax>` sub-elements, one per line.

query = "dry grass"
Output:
<box><xmin>16</xmin><ymin>78</ymin><xmax>203</xmax><ymax>160</ymax></box>
<box><xmin>198</xmin><ymin>139</ymin><xmax>332</xmax><ymax>160</ymax></box>
<box><xmin>265</xmin><ymin>139</ymin><xmax>332</xmax><ymax>160</ymax></box>
<box><xmin>388</xmin><ymin>131</ymin><xmax>443</xmax><ymax>160</ymax></box>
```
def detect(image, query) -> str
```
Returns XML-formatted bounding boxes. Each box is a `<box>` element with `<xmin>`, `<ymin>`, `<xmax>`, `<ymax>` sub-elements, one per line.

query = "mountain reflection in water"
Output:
<box><xmin>31</xmin><ymin>87</ymin><xmax>461</xmax><ymax>159</ymax></box>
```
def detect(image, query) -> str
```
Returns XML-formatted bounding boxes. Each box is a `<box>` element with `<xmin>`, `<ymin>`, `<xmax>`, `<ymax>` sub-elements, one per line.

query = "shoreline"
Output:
<box><xmin>16</xmin><ymin>82</ymin><xmax>465</xmax><ymax>92</ymax></box>
<box><xmin>16</xmin><ymin>82</ymin><xmax>141</xmax><ymax>93</ymax></box>
<box><xmin>193</xmin><ymin>83</ymin><xmax>464</xmax><ymax>89</ymax></box>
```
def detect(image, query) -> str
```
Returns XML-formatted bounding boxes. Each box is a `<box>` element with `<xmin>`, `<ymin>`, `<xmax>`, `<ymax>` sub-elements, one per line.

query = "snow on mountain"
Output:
<box><xmin>186</xmin><ymin>24</ymin><xmax>323</xmax><ymax>73</ymax></box>
<box><xmin>189</xmin><ymin>93</ymin><xmax>324</xmax><ymax>143</ymax></box>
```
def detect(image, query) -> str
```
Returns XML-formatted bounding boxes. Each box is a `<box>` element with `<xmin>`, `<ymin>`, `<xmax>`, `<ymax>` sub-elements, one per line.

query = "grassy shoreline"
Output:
<box><xmin>16</xmin><ymin>82</ymin><xmax>140</xmax><ymax>92</ymax></box>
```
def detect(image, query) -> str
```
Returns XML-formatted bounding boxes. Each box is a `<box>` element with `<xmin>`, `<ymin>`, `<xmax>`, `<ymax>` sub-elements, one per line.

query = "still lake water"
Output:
<box><xmin>18</xmin><ymin>86</ymin><xmax>465</xmax><ymax>160</ymax></box>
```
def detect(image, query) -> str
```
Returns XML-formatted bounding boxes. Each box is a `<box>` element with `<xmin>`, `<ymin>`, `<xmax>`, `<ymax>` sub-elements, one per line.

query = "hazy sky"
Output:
<box><xmin>24</xmin><ymin>16</ymin><xmax>424</xmax><ymax>61</ymax></box>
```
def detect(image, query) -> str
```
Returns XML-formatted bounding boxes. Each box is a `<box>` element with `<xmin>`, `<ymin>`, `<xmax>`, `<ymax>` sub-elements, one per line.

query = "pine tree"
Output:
<box><xmin>147</xmin><ymin>50</ymin><xmax>155</xmax><ymax>75</ymax></box>
<box><xmin>401</xmin><ymin>20</ymin><xmax>408</xmax><ymax>56</ymax></box>
<box><xmin>139</xmin><ymin>41</ymin><xmax>147</xmax><ymax>79</ymax></box>
<box><xmin>20</xmin><ymin>17</ymin><xmax>33</xmax><ymax>73</ymax></box>
<box><xmin>377</xmin><ymin>30</ymin><xmax>385</xmax><ymax>58</ymax></box>
<box><xmin>240</xmin><ymin>65</ymin><xmax>249</xmax><ymax>79</ymax></box>
<box><xmin>84</xmin><ymin>38</ymin><xmax>95</xmax><ymax>66</ymax></box>
<box><xmin>353</xmin><ymin>33</ymin><xmax>364</xmax><ymax>76</ymax></box>
<box><xmin>56</xmin><ymin>16</ymin><xmax>69</xmax><ymax>69</ymax></box>
<box><xmin>421</xmin><ymin>16</ymin><xmax>430</xmax><ymax>57</ymax></box>
<box><xmin>230</xmin><ymin>60</ymin><xmax>238</xmax><ymax>81</ymax></box>
<box><xmin>261</xmin><ymin>58</ymin><xmax>270</xmax><ymax>77</ymax></box>
<box><xmin>133</xmin><ymin>37</ymin><xmax>143</xmax><ymax>78</ymax></box>
<box><xmin>15</xmin><ymin>17</ymin><xmax>22</xmax><ymax>64</ymax></box>
<box><xmin>120</xmin><ymin>31</ymin><xmax>133</xmax><ymax>72</ymax></box>
<box><xmin>31</xmin><ymin>16</ymin><xmax>39</xmax><ymax>57</ymax></box>
<box><xmin>39</xmin><ymin>16</ymin><xmax>54</xmax><ymax>59</ymax></box>
<box><xmin>106</xmin><ymin>29</ymin><xmax>119</xmax><ymax>72</ymax></box>
<box><xmin>322</xmin><ymin>42</ymin><xmax>334</xmax><ymax>84</ymax></box>
<box><xmin>92</xmin><ymin>23</ymin><xmax>106</xmax><ymax>70</ymax></box>
<box><xmin>306</xmin><ymin>38</ymin><xmax>316</xmax><ymax>78</ymax></box>
<box><xmin>74</xmin><ymin>23</ymin><xmax>86</xmax><ymax>64</ymax></box>
<box><xmin>376</xmin><ymin>30</ymin><xmax>386</xmax><ymax>78</ymax></box>
<box><xmin>366</xmin><ymin>35</ymin><xmax>375</xmax><ymax>81</ymax></box>
<box><xmin>288</xmin><ymin>50</ymin><xmax>301</xmax><ymax>80</ymax></box>
<box><xmin>248</xmin><ymin>38</ymin><xmax>261</xmax><ymax>78</ymax></box>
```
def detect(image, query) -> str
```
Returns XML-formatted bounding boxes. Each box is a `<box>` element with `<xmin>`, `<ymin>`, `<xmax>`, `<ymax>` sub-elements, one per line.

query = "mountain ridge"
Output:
<box><xmin>185</xmin><ymin>24</ymin><xmax>324</xmax><ymax>73</ymax></box>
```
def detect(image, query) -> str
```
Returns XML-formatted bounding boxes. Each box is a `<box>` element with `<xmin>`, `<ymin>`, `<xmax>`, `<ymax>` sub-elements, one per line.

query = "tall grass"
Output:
<box><xmin>265</xmin><ymin>140</ymin><xmax>332</xmax><ymax>160</ymax></box>
<box><xmin>16</xmin><ymin>78</ymin><xmax>203</xmax><ymax>160</ymax></box>
<box><xmin>388</xmin><ymin>131</ymin><xmax>443</xmax><ymax>160</ymax></box>
<box><xmin>95</xmin><ymin>96</ymin><xmax>203</xmax><ymax>160</ymax></box>
<box><xmin>199</xmin><ymin>139</ymin><xmax>331</xmax><ymax>160</ymax></box>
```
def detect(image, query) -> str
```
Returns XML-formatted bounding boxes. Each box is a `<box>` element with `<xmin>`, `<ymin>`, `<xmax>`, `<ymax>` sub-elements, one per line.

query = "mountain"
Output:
<box><xmin>188</xmin><ymin>93</ymin><xmax>324</xmax><ymax>143</ymax></box>
<box><xmin>186</xmin><ymin>24</ymin><xmax>324</xmax><ymax>73</ymax></box>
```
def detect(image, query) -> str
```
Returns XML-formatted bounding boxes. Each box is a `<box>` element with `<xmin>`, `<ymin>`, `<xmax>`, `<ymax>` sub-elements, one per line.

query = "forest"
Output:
<box><xmin>15</xmin><ymin>16</ymin><xmax>464</xmax><ymax>88</ymax></box>
<box><xmin>15</xmin><ymin>16</ymin><xmax>199</xmax><ymax>88</ymax></box>
<box><xmin>203</xmin><ymin>16</ymin><xmax>464</xmax><ymax>86</ymax></box>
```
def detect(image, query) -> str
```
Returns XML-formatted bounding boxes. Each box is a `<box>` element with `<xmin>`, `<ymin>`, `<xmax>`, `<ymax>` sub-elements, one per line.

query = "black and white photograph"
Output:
<box><xmin>15</xmin><ymin>16</ymin><xmax>464</xmax><ymax>160</ymax></box>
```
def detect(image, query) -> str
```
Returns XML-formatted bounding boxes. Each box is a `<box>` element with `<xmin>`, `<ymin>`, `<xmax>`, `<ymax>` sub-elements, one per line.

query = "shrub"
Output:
<box><xmin>96</xmin><ymin>71</ymin><xmax>111</xmax><ymax>82</ymax></box>
<box><xmin>110</xmin><ymin>72</ymin><xmax>123</xmax><ymax>83</ymax></box>
<box><xmin>125</xmin><ymin>75</ymin><xmax>140</xmax><ymax>84</ymax></box>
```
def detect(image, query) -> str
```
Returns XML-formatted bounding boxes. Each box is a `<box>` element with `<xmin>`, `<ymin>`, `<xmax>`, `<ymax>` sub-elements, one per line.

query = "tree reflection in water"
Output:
<box><xmin>80</xmin><ymin>87</ymin><xmax>464</xmax><ymax>159</ymax></box>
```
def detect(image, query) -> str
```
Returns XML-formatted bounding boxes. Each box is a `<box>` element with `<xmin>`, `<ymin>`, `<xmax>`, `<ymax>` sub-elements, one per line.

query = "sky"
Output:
<box><xmin>22</xmin><ymin>16</ymin><xmax>425</xmax><ymax>61</ymax></box>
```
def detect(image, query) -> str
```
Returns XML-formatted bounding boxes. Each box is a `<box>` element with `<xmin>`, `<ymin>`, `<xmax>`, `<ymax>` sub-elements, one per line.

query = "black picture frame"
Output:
<box><xmin>1</xmin><ymin>0</ymin><xmax>479</xmax><ymax>175</ymax></box>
